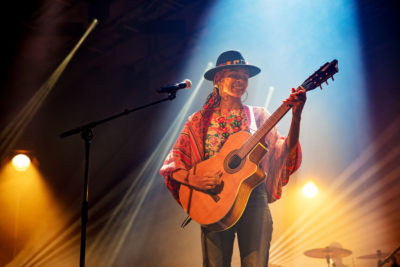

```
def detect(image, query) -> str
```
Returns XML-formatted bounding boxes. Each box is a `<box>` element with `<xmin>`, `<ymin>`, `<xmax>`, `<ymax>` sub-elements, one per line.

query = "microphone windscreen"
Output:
<box><xmin>184</xmin><ymin>79</ymin><xmax>192</xmax><ymax>89</ymax></box>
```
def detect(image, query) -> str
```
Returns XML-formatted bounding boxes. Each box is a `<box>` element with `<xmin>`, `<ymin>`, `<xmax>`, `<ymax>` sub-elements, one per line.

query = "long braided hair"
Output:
<box><xmin>198</xmin><ymin>71</ymin><xmax>226</xmax><ymax>144</ymax></box>
<box><xmin>200</xmin><ymin>70</ymin><xmax>226</xmax><ymax>115</ymax></box>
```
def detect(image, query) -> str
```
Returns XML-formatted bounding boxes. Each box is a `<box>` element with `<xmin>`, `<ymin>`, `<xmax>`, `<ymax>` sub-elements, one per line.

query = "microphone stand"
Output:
<box><xmin>60</xmin><ymin>91</ymin><xmax>179</xmax><ymax>267</ymax></box>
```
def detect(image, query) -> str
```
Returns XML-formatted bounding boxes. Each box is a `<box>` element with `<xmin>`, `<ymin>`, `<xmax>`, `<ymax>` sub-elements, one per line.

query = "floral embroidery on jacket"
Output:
<box><xmin>204</xmin><ymin>108</ymin><xmax>248</xmax><ymax>159</ymax></box>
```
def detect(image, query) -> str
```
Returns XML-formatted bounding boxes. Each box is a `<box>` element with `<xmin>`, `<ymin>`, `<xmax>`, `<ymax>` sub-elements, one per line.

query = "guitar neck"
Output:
<box><xmin>236</xmin><ymin>59</ymin><xmax>339</xmax><ymax>159</ymax></box>
<box><xmin>238</xmin><ymin>103</ymin><xmax>292</xmax><ymax>158</ymax></box>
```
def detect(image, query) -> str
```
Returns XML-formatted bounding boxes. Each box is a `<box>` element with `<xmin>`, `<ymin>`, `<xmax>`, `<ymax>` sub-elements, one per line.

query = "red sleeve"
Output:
<box><xmin>159</xmin><ymin>122</ymin><xmax>192</xmax><ymax>205</ymax></box>
<box><xmin>263</xmin><ymin>136</ymin><xmax>302</xmax><ymax>203</ymax></box>
<box><xmin>254</xmin><ymin>107</ymin><xmax>302</xmax><ymax>203</ymax></box>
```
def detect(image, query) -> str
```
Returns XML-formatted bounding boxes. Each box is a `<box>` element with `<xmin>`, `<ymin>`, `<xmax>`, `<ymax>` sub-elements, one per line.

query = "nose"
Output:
<box><xmin>234</xmin><ymin>79</ymin><xmax>243</xmax><ymax>86</ymax></box>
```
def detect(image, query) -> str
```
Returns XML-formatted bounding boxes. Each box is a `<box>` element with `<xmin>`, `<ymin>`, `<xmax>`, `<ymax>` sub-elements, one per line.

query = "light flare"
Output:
<box><xmin>302</xmin><ymin>181</ymin><xmax>318</xmax><ymax>198</ymax></box>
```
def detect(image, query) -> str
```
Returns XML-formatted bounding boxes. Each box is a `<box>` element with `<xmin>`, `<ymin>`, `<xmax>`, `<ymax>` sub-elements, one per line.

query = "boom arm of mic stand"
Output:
<box><xmin>60</xmin><ymin>94</ymin><xmax>175</xmax><ymax>138</ymax></box>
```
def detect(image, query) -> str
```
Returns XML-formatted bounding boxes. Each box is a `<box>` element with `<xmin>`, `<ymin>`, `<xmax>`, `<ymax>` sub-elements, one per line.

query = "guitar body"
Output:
<box><xmin>179</xmin><ymin>131</ymin><xmax>268</xmax><ymax>231</ymax></box>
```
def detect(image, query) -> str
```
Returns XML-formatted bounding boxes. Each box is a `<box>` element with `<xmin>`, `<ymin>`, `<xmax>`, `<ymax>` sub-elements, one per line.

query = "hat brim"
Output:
<box><xmin>204</xmin><ymin>64</ymin><xmax>261</xmax><ymax>81</ymax></box>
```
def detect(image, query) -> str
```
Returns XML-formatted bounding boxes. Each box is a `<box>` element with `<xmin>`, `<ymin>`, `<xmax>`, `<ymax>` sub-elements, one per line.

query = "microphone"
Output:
<box><xmin>157</xmin><ymin>79</ymin><xmax>192</xmax><ymax>94</ymax></box>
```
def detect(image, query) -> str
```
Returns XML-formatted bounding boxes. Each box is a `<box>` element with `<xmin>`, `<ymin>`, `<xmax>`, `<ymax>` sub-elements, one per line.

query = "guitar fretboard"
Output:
<box><xmin>237</xmin><ymin>103</ymin><xmax>292</xmax><ymax>158</ymax></box>
<box><xmin>235</xmin><ymin>59</ymin><xmax>338</xmax><ymax>159</ymax></box>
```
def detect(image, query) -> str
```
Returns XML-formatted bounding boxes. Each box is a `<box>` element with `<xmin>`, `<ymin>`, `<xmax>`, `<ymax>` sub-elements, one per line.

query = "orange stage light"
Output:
<box><xmin>11</xmin><ymin>154</ymin><xmax>31</xmax><ymax>172</ymax></box>
<box><xmin>302</xmin><ymin>181</ymin><xmax>318</xmax><ymax>199</ymax></box>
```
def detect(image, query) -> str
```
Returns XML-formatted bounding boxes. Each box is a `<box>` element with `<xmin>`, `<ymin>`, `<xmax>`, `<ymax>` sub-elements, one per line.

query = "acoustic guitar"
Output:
<box><xmin>179</xmin><ymin>60</ymin><xmax>339</xmax><ymax>231</ymax></box>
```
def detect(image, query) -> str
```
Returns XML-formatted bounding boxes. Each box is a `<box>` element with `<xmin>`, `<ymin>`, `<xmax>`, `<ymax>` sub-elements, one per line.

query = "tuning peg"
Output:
<box><xmin>331</xmin><ymin>76</ymin><xmax>335</xmax><ymax>81</ymax></box>
<box><xmin>325</xmin><ymin>81</ymin><xmax>329</xmax><ymax>85</ymax></box>
<box><xmin>320</xmin><ymin>85</ymin><xmax>323</xmax><ymax>90</ymax></box>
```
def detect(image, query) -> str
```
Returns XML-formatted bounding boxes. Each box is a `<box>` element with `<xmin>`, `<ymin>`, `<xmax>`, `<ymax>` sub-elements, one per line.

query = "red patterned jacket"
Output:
<box><xmin>159</xmin><ymin>105</ymin><xmax>301</xmax><ymax>205</ymax></box>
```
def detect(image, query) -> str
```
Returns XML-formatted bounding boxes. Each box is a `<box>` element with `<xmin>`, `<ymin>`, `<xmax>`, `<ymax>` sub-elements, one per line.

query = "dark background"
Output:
<box><xmin>0</xmin><ymin>0</ymin><xmax>399</xmax><ymax>266</ymax></box>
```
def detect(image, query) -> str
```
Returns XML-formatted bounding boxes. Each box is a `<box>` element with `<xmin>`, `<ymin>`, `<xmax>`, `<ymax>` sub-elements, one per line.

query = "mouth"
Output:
<box><xmin>232</xmin><ymin>87</ymin><xmax>244</xmax><ymax>93</ymax></box>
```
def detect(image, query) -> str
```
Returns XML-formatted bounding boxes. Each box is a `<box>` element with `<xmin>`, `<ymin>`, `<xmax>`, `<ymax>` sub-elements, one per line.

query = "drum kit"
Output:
<box><xmin>267</xmin><ymin>245</ymin><xmax>399</xmax><ymax>267</ymax></box>
<box><xmin>303</xmin><ymin>247</ymin><xmax>399</xmax><ymax>267</ymax></box>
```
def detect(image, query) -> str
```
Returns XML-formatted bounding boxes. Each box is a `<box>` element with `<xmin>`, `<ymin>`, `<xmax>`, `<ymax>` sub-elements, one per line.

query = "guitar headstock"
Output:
<box><xmin>301</xmin><ymin>59</ymin><xmax>338</xmax><ymax>91</ymax></box>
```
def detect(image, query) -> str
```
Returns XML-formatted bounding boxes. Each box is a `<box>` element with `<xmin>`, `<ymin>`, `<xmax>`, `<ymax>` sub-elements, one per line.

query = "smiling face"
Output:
<box><xmin>217</xmin><ymin>69</ymin><xmax>249</xmax><ymax>100</ymax></box>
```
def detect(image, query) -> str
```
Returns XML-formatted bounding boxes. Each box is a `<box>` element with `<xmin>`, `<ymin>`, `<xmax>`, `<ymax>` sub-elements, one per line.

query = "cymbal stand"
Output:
<box><xmin>326</xmin><ymin>256</ymin><xmax>336</xmax><ymax>267</ymax></box>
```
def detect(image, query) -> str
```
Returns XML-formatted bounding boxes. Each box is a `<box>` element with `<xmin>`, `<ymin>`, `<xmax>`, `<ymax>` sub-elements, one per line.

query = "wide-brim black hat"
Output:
<box><xmin>204</xmin><ymin>50</ymin><xmax>261</xmax><ymax>81</ymax></box>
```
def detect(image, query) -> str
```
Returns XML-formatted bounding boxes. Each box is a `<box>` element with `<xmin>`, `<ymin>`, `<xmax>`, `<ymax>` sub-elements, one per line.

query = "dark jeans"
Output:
<box><xmin>201</xmin><ymin>184</ymin><xmax>273</xmax><ymax>267</ymax></box>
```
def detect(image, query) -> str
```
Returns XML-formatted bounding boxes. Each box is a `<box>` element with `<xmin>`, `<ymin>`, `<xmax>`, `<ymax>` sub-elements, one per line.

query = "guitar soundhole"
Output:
<box><xmin>228</xmin><ymin>154</ymin><xmax>242</xmax><ymax>169</ymax></box>
<box><xmin>224</xmin><ymin>150</ymin><xmax>245</xmax><ymax>174</ymax></box>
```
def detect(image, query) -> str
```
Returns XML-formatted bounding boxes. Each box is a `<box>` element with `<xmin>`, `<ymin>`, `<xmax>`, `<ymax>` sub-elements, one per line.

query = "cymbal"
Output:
<box><xmin>357</xmin><ymin>252</ymin><xmax>389</xmax><ymax>259</ymax></box>
<box><xmin>304</xmin><ymin>247</ymin><xmax>352</xmax><ymax>259</ymax></box>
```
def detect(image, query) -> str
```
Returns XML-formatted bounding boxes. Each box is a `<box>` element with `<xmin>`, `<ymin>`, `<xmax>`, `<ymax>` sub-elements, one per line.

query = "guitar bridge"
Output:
<box><xmin>206</xmin><ymin>180</ymin><xmax>224</xmax><ymax>202</ymax></box>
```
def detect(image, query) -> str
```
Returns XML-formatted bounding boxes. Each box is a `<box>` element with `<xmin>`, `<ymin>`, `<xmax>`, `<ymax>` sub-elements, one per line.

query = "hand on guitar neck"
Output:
<box><xmin>283</xmin><ymin>86</ymin><xmax>307</xmax><ymax>118</ymax></box>
<box><xmin>173</xmin><ymin>169</ymin><xmax>223</xmax><ymax>191</ymax></box>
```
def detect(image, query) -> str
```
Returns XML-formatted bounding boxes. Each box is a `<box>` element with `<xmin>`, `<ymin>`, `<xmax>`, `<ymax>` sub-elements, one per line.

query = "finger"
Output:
<box><xmin>297</xmin><ymin>91</ymin><xmax>306</xmax><ymax>97</ymax></box>
<box><xmin>204</xmin><ymin>178</ymin><xmax>214</xmax><ymax>185</ymax></box>
<box><xmin>284</xmin><ymin>97</ymin><xmax>296</xmax><ymax>104</ymax></box>
<box><xmin>285</xmin><ymin>96</ymin><xmax>294</xmax><ymax>102</ymax></box>
<box><xmin>297</xmin><ymin>94</ymin><xmax>307</xmax><ymax>101</ymax></box>
<box><xmin>205</xmin><ymin>178</ymin><xmax>220</xmax><ymax>185</ymax></box>
<box><xmin>296</xmin><ymin>93</ymin><xmax>306</xmax><ymax>100</ymax></box>
<box><xmin>204</xmin><ymin>172</ymin><xmax>217</xmax><ymax>177</ymax></box>
<box><xmin>207</xmin><ymin>184</ymin><xmax>218</xmax><ymax>190</ymax></box>
<box><xmin>204</xmin><ymin>183</ymin><xmax>214</xmax><ymax>189</ymax></box>
<box><xmin>294</xmin><ymin>91</ymin><xmax>301</xmax><ymax>96</ymax></box>
<box><xmin>290</xmin><ymin>96</ymin><xmax>299</xmax><ymax>103</ymax></box>
<box><xmin>298</xmin><ymin>96</ymin><xmax>306</xmax><ymax>102</ymax></box>
<box><xmin>205</xmin><ymin>185</ymin><xmax>214</xmax><ymax>190</ymax></box>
